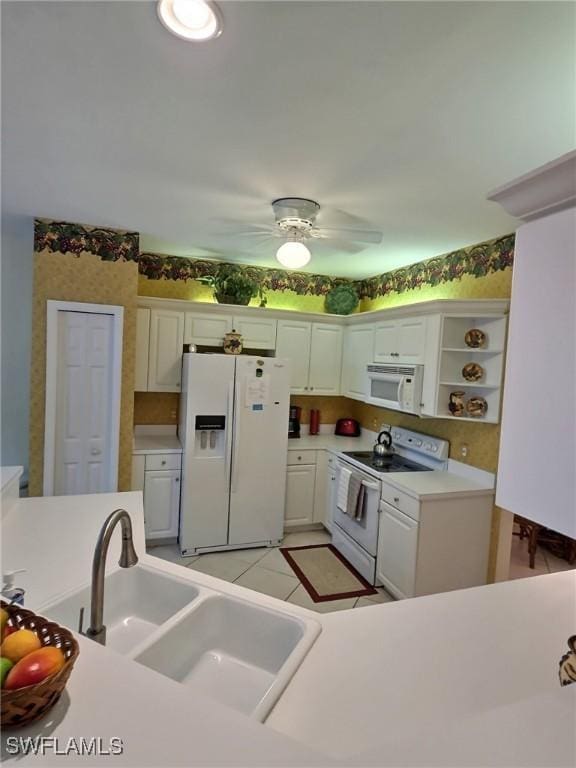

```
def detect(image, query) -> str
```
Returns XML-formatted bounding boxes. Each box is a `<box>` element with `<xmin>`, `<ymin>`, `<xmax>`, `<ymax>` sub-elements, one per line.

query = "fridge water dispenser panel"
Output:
<box><xmin>194</xmin><ymin>415</ymin><xmax>226</xmax><ymax>458</ymax></box>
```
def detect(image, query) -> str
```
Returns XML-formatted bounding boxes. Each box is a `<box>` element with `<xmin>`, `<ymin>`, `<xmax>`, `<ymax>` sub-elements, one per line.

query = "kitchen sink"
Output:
<box><xmin>133</xmin><ymin>594</ymin><xmax>320</xmax><ymax>720</ymax></box>
<box><xmin>44</xmin><ymin>564</ymin><xmax>199</xmax><ymax>654</ymax></box>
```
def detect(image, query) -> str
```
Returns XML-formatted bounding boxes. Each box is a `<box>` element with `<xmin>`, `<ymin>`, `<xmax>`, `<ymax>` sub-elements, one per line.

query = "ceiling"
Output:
<box><xmin>2</xmin><ymin>1</ymin><xmax>575</xmax><ymax>278</ymax></box>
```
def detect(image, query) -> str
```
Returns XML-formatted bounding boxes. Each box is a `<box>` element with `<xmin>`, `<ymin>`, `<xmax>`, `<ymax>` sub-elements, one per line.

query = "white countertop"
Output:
<box><xmin>2</xmin><ymin>492</ymin><xmax>575</xmax><ymax>766</ymax></box>
<box><xmin>1</xmin><ymin>466</ymin><xmax>23</xmax><ymax>493</ymax></box>
<box><xmin>380</xmin><ymin>467</ymin><xmax>495</xmax><ymax>499</ymax></box>
<box><xmin>133</xmin><ymin>426</ymin><xmax>182</xmax><ymax>455</ymax></box>
<box><xmin>287</xmin><ymin>434</ymin><xmax>373</xmax><ymax>452</ymax></box>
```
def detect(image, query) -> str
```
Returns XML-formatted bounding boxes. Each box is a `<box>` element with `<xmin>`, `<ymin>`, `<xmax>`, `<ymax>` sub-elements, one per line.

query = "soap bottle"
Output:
<box><xmin>1</xmin><ymin>570</ymin><xmax>26</xmax><ymax>606</ymax></box>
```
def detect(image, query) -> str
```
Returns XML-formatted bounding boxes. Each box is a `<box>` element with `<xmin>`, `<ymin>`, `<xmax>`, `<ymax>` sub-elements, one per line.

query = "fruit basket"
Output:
<box><xmin>1</xmin><ymin>601</ymin><xmax>79</xmax><ymax>729</ymax></box>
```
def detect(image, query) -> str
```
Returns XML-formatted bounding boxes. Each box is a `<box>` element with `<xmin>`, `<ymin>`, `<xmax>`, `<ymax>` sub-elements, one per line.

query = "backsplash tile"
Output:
<box><xmin>134</xmin><ymin>392</ymin><xmax>179</xmax><ymax>425</ymax></box>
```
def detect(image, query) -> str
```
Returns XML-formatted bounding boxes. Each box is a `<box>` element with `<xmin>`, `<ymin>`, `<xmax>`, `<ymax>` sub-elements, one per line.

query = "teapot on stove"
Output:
<box><xmin>373</xmin><ymin>430</ymin><xmax>394</xmax><ymax>460</ymax></box>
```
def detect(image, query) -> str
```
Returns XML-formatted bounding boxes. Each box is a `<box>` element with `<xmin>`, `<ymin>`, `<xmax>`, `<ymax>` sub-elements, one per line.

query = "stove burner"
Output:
<box><xmin>343</xmin><ymin>451</ymin><xmax>431</xmax><ymax>473</ymax></box>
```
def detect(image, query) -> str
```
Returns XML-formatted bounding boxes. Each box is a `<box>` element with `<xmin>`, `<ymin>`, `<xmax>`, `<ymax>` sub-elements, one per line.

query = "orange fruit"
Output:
<box><xmin>0</xmin><ymin>629</ymin><xmax>41</xmax><ymax>664</ymax></box>
<box><xmin>4</xmin><ymin>646</ymin><xmax>65</xmax><ymax>690</ymax></box>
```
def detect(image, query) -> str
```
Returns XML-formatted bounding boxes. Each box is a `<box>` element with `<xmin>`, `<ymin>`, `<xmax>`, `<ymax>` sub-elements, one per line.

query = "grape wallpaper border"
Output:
<box><xmin>34</xmin><ymin>219</ymin><xmax>514</xmax><ymax>299</ymax></box>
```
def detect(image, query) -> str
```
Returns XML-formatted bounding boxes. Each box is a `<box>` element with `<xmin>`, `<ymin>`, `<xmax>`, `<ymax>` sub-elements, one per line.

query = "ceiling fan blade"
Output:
<box><xmin>310</xmin><ymin>238</ymin><xmax>366</xmax><ymax>255</ymax></box>
<box><xmin>312</xmin><ymin>227</ymin><xmax>383</xmax><ymax>244</ymax></box>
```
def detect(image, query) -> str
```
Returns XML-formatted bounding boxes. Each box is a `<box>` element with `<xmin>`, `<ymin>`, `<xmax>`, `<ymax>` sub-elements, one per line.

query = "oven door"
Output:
<box><xmin>367</xmin><ymin>372</ymin><xmax>403</xmax><ymax>410</ymax></box>
<box><xmin>333</xmin><ymin>460</ymin><xmax>381</xmax><ymax>556</ymax></box>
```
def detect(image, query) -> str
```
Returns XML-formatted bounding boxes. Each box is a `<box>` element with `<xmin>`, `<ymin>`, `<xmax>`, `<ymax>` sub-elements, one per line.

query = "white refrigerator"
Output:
<box><xmin>178</xmin><ymin>353</ymin><xmax>290</xmax><ymax>555</ymax></box>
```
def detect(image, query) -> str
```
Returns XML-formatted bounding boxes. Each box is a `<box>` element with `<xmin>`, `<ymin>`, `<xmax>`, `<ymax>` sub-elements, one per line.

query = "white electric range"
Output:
<box><xmin>332</xmin><ymin>427</ymin><xmax>450</xmax><ymax>585</ymax></box>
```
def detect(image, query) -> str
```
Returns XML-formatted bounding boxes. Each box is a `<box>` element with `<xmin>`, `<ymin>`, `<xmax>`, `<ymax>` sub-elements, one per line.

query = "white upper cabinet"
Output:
<box><xmin>276</xmin><ymin>320</ymin><xmax>342</xmax><ymax>394</ymax></box>
<box><xmin>184</xmin><ymin>313</ymin><xmax>232</xmax><ymax>347</ymax></box>
<box><xmin>148</xmin><ymin>309</ymin><xmax>185</xmax><ymax>392</ymax></box>
<box><xmin>232</xmin><ymin>316</ymin><xmax>277</xmax><ymax>350</ymax></box>
<box><xmin>341</xmin><ymin>324</ymin><xmax>374</xmax><ymax>400</ymax></box>
<box><xmin>135</xmin><ymin>307</ymin><xmax>150</xmax><ymax>392</ymax></box>
<box><xmin>308</xmin><ymin>324</ymin><xmax>343</xmax><ymax>394</ymax></box>
<box><xmin>276</xmin><ymin>320</ymin><xmax>313</xmax><ymax>393</ymax></box>
<box><xmin>374</xmin><ymin>317</ymin><xmax>427</xmax><ymax>364</ymax></box>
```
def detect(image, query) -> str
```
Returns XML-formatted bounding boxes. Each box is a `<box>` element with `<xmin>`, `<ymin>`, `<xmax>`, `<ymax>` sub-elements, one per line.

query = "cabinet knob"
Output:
<box><xmin>161</xmin><ymin>460</ymin><xmax>166</xmax><ymax>466</ymax></box>
<box><xmin>394</xmin><ymin>496</ymin><xmax>400</xmax><ymax>503</ymax></box>
<box><xmin>304</xmin><ymin>386</ymin><xmax>308</xmax><ymax>391</ymax></box>
<box><xmin>310</xmin><ymin>386</ymin><xmax>314</xmax><ymax>391</ymax></box>
<box><xmin>175</xmin><ymin>477</ymin><xmax>180</xmax><ymax>483</ymax></box>
<box><xmin>297</xmin><ymin>455</ymin><xmax>302</xmax><ymax>460</ymax></box>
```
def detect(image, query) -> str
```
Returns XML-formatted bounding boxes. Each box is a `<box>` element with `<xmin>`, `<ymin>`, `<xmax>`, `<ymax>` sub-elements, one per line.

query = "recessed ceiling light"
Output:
<box><xmin>276</xmin><ymin>241</ymin><xmax>311</xmax><ymax>270</ymax></box>
<box><xmin>157</xmin><ymin>0</ymin><xmax>223</xmax><ymax>41</ymax></box>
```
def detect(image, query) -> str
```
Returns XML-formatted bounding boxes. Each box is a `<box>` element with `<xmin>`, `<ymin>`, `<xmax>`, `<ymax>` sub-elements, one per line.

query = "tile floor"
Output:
<box><xmin>508</xmin><ymin>530</ymin><xmax>575</xmax><ymax>580</ymax></box>
<box><xmin>148</xmin><ymin>529</ymin><xmax>395</xmax><ymax>612</ymax></box>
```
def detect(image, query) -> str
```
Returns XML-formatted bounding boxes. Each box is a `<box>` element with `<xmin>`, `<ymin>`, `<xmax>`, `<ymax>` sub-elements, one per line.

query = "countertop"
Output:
<box><xmin>2</xmin><ymin>491</ymin><xmax>575</xmax><ymax>766</ymax></box>
<box><xmin>133</xmin><ymin>433</ymin><xmax>182</xmax><ymax>455</ymax></box>
<box><xmin>379</xmin><ymin>467</ymin><xmax>495</xmax><ymax>499</ymax></box>
<box><xmin>287</xmin><ymin>434</ymin><xmax>374</xmax><ymax>452</ymax></box>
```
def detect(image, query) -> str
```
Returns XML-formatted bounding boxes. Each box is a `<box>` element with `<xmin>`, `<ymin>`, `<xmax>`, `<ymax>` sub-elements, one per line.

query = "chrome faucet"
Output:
<box><xmin>82</xmin><ymin>509</ymin><xmax>139</xmax><ymax>645</ymax></box>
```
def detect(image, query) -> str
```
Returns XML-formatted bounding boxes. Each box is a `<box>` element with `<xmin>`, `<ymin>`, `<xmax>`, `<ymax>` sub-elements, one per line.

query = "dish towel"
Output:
<box><xmin>337</xmin><ymin>467</ymin><xmax>352</xmax><ymax>513</ymax></box>
<box><xmin>346</xmin><ymin>474</ymin><xmax>363</xmax><ymax>519</ymax></box>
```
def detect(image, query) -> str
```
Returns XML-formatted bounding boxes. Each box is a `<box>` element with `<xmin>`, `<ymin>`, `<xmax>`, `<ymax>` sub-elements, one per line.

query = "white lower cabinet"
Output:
<box><xmin>285</xmin><ymin>464</ymin><xmax>316</xmax><ymax>528</ymax></box>
<box><xmin>376</xmin><ymin>482</ymin><xmax>493</xmax><ymax>599</ymax></box>
<box><xmin>132</xmin><ymin>452</ymin><xmax>181</xmax><ymax>542</ymax></box>
<box><xmin>143</xmin><ymin>470</ymin><xmax>181</xmax><ymax>539</ymax></box>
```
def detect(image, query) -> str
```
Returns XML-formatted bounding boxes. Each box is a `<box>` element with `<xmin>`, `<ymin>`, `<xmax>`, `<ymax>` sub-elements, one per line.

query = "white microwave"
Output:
<box><xmin>366</xmin><ymin>364</ymin><xmax>424</xmax><ymax>415</ymax></box>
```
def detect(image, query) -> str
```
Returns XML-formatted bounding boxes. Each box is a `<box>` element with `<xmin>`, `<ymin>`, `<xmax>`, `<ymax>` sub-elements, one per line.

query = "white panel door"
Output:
<box><xmin>374</xmin><ymin>320</ymin><xmax>399</xmax><ymax>363</ymax></box>
<box><xmin>308</xmin><ymin>324</ymin><xmax>343</xmax><ymax>395</ymax></box>
<box><xmin>232</xmin><ymin>316</ymin><xmax>277</xmax><ymax>350</ymax></box>
<box><xmin>54</xmin><ymin>311</ymin><xmax>114</xmax><ymax>495</ymax></box>
<box><xmin>497</xmin><ymin>207</ymin><xmax>576</xmax><ymax>538</ymax></box>
<box><xmin>228</xmin><ymin>356</ymin><xmax>290</xmax><ymax>545</ymax></box>
<box><xmin>143</xmin><ymin>469</ymin><xmax>180</xmax><ymax>540</ymax></box>
<box><xmin>284</xmin><ymin>464</ymin><xmax>316</xmax><ymax>528</ymax></box>
<box><xmin>148</xmin><ymin>310</ymin><xmax>184</xmax><ymax>392</ymax></box>
<box><xmin>134</xmin><ymin>307</ymin><xmax>150</xmax><ymax>392</ymax></box>
<box><xmin>397</xmin><ymin>317</ymin><xmax>427</xmax><ymax>364</ymax></box>
<box><xmin>341</xmin><ymin>324</ymin><xmax>374</xmax><ymax>400</ymax></box>
<box><xmin>184</xmin><ymin>312</ymin><xmax>232</xmax><ymax>347</ymax></box>
<box><xmin>376</xmin><ymin>502</ymin><xmax>419</xmax><ymax>599</ymax></box>
<box><xmin>276</xmin><ymin>320</ymin><xmax>312</xmax><ymax>393</ymax></box>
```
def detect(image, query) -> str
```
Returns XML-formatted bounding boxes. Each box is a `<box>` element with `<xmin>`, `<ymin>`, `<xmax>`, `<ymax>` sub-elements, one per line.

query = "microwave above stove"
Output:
<box><xmin>366</xmin><ymin>363</ymin><xmax>424</xmax><ymax>415</ymax></box>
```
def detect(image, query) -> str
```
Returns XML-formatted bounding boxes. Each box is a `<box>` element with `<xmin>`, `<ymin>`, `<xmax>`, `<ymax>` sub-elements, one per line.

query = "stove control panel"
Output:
<box><xmin>385</xmin><ymin>427</ymin><xmax>449</xmax><ymax>461</ymax></box>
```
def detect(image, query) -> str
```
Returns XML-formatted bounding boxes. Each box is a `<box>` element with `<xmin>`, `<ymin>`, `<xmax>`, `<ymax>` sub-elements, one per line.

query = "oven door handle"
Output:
<box><xmin>397</xmin><ymin>376</ymin><xmax>405</xmax><ymax>406</ymax></box>
<box><xmin>362</xmin><ymin>481</ymin><xmax>380</xmax><ymax>492</ymax></box>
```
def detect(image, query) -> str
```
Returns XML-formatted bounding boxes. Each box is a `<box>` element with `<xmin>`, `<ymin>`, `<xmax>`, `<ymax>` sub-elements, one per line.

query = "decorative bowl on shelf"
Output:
<box><xmin>448</xmin><ymin>391</ymin><xmax>466</xmax><ymax>417</ymax></box>
<box><xmin>462</xmin><ymin>362</ymin><xmax>484</xmax><ymax>382</ymax></box>
<box><xmin>0</xmin><ymin>601</ymin><xmax>79</xmax><ymax>729</ymax></box>
<box><xmin>464</xmin><ymin>329</ymin><xmax>486</xmax><ymax>348</ymax></box>
<box><xmin>466</xmin><ymin>396</ymin><xmax>488</xmax><ymax>418</ymax></box>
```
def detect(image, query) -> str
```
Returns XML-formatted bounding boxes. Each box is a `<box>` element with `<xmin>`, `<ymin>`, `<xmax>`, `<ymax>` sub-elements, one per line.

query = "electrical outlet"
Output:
<box><xmin>170</xmin><ymin>409</ymin><xmax>177</xmax><ymax>420</ymax></box>
<box><xmin>460</xmin><ymin>443</ymin><xmax>469</xmax><ymax>458</ymax></box>
<box><xmin>380</xmin><ymin>423</ymin><xmax>391</xmax><ymax>433</ymax></box>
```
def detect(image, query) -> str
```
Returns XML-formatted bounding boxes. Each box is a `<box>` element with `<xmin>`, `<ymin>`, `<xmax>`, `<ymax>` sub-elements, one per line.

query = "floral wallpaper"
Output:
<box><xmin>33</xmin><ymin>219</ymin><xmax>514</xmax><ymax>300</ymax></box>
<box><xmin>356</xmin><ymin>234</ymin><xmax>514</xmax><ymax>300</ymax></box>
<box><xmin>34</xmin><ymin>218</ymin><xmax>139</xmax><ymax>262</ymax></box>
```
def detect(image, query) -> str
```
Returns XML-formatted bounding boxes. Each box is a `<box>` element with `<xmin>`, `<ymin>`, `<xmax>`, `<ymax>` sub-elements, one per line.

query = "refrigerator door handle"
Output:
<box><xmin>225</xmin><ymin>381</ymin><xmax>234</xmax><ymax>487</ymax></box>
<box><xmin>231</xmin><ymin>378</ymin><xmax>241</xmax><ymax>493</ymax></box>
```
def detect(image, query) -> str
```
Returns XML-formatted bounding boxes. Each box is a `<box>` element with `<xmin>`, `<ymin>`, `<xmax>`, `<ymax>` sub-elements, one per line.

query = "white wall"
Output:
<box><xmin>496</xmin><ymin>206</ymin><xmax>576</xmax><ymax>538</ymax></box>
<box><xmin>1</xmin><ymin>213</ymin><xmax>34</xmax><ymax>482</ymax></box>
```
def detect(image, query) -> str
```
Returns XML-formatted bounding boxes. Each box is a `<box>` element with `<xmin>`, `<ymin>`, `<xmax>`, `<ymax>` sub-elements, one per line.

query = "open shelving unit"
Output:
<box><xmin>434</xmin><ymin>315</ymin><xmax>507</xmax><ymax>424</ymax></box>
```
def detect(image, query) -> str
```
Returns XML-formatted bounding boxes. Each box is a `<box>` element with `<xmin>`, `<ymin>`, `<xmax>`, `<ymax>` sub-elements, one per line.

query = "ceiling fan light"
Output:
<box><xmin>157</xmin><ymin>0</ymin><xmax>223</xmax><ymax>41</ymax></box>
<box><xmin>276</xmin><ymin>241</ymin><xmax>311</xmax><ymax>269</ymax></box>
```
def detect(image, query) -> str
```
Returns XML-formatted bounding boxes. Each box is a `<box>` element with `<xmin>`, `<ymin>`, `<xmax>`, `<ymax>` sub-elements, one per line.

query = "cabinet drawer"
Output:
<box><xmin>287</xmin><ymin>449</ymin><xmax>316</xmax><ymax>466</ymax></box>
<box><xmin>380</xmin><ymin>482</ymin><xmax>420</xmax><ymax>521</ymax></box>
<box><xmin>145</xmin><ymin>453</ymin><xmax>181</xmax><ymax>471</ymax></box>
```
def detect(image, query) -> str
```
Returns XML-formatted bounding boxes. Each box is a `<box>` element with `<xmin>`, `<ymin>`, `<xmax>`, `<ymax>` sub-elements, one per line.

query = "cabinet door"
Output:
<box><xmin>143</xmin><ymin>469</ymin><xmax>181</xmax><ymax>540</ymax></box>
<box><xmin>184</xmin><ymin>313</ymin><xmax>232</xmax><ymax>347</ymax></box>
<box><xmin>342</xmin><ymin>324</ymin><xmax>374</xmax><ymax>400</ymax></box>
<box><xmin>134</xmin><ymin>308</ymin><xmax>150</xmax><ymax>392</ymax></box>
<box><xmin>325</xmin><ymin>453</ymin><xmax>337</xmax><ymax>533</ymax></box>
<box><xmin>131</xmin><ymin>454</ymin><xmax>145</xmax><ymax>492</ymax></box>
<box><xmin>276</xmin><ymin>320</ymin><xmax>312</xmax><ymax>393</ymax></box>
<box><xmin>148</xmin><ymin>310</ymin><xmax>185</xmax><ymax>392</ymax></box>
<box><xmin>374</xmin><ymin>320</ymin><xmax>398</xmax><ymax>363</ymax></box>
<box><xmin>284</xmin><ymin>464</ymin><xmax>316</xmax><ymax>528</ymax></box>
<box><xmin>308</xmin><ymin>324</ymin><xmax>343</xmax><ymax>394</ymax></box>
<box><xmin>376</xmin><ymin>502</ymin><xmax>418</xmax><ymax>599</ymax></box>
<box><xmin>397</xmin><ymin>317</ymin><xmax>427</xmax><ymax>364</ymax></box>
<box><xmin>233</xmin><ymin>316</ymin><xmax>277</xmax><ymax>350</ymax></box>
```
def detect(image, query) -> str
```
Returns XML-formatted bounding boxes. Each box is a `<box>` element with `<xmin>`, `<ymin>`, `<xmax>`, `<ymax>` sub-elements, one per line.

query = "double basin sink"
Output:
<box><xmin>43</xmin><ymin>563</ymin><xmax>321</xmax><ymax>721</ymax></box>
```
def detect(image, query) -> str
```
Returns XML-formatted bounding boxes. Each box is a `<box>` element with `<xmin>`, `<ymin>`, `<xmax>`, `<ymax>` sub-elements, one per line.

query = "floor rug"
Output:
<box><xmin>280</xmin><ymin>544</ymin><xmax>377</xmax><ymax>602</ymax></box>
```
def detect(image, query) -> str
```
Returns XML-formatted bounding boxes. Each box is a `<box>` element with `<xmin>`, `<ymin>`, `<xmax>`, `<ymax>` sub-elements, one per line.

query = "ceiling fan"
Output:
<box><xmin>219</xmin><ymin>198</ymin><xmax>383</xmax><ymax>269</ymax></box>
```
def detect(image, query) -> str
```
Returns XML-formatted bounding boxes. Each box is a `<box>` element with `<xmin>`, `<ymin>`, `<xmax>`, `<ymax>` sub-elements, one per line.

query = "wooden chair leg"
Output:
<box><xmin>528</xmin><ymin>524</ymin><xmax>540</xmax><ymax>569</ymax></box>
